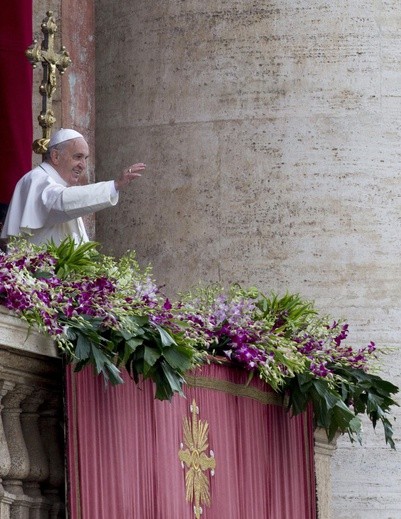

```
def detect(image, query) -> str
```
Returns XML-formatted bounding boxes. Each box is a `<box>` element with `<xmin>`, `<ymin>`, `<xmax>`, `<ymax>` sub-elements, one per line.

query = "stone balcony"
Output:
<box><xmin>0</xmin><ymin>306</ymin><xmax>337</xmax><ymax>519</ymax></box>
<box><xmin>0</xmin><ymin>308</ymin><xmax>64</xmax><ymax>519</ymax></box>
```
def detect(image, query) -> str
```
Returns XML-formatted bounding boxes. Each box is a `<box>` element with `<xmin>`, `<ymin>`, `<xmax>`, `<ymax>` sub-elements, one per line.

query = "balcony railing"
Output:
<box><xmin>0</xmin><ymin>307</ymin><xmax>64</xmax><ymax>519</ymax></box>
<box><xmin>0</xmin><ymin>306</ymin><xmax>337</xmax><ymax>519</ymax></box>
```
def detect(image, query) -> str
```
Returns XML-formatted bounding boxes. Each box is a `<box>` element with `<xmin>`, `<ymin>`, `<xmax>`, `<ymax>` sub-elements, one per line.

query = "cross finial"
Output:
<box><xmin>25</xmin><ymin>11</ymin><xmax>72</xmax><ymax>155</ymax></box>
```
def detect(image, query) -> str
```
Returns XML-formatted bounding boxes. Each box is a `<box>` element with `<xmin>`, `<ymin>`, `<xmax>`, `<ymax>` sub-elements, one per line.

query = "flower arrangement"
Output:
<box><xmin>0</xmin><ymin>237</ymin><xmax>398</xmax><ymax>448</ymax></box>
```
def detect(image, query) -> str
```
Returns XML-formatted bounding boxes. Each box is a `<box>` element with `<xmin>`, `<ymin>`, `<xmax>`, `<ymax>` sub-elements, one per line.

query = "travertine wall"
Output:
<box><xmin>32</xmin><ymin>0</ymin><xmax>95</xmax><ymax>155</ymax></box>
<box><xmin>33</xmin><ymin>0</ymin><xmax>96</xmax><ymax>236</ymax></box>
<box><xmin>94</xmin><ymin>2</ymin><xmax>401</xmax><ymax>517</ymax></box>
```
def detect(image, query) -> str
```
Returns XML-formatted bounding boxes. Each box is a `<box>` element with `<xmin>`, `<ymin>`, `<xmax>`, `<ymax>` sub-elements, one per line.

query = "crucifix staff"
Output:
<box><xmin>25</xmin><ymin>11</ymin><xmax>72</xmax><ymax>155</ymax></box>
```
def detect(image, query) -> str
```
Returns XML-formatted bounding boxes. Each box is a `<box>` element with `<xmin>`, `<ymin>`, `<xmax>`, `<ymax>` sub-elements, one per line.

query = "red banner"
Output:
<box><xmin>0</xmin><ymin>2</ymin><xmax>33</xmax><ymax>204</ymax></box>
<box><xmin>66</xmin><ymin>364</ymin><xmax>316</xmax><ymax>519</ymax></box>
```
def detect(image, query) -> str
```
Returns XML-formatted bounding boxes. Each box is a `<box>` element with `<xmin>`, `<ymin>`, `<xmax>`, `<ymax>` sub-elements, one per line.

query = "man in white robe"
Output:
<box><xmin>1</xmin><ymin>129</ymin><xmax>146</xmax><ymax>245</ymax></box>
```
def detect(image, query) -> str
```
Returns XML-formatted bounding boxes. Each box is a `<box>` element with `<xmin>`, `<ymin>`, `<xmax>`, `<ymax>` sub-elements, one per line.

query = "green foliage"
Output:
<box><xmin>254</xmin><ymin>291</ymin><xmax>318</xmax><ymax>335</ymax></box>
<box><xmin>283</xmin><ymin>368</ymin><xmax>399</xmax><ymax>448</ymax></box>
<box><xmin>46</xmin><ymin>237</ymin><xmax>100</xmax><ymax>277</ymax></box>
<box><xmin>64</xmin><ymin>316</ymin><xmax>124</xmax><ymax>384</ymax></box>
<box><xmin>62</xmin><ymin>314</ymin><xmax>194</xmax><ymax>401</ymax></box>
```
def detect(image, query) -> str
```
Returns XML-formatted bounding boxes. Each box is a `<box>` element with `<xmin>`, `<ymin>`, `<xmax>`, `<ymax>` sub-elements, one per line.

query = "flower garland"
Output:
<box><xmin>0</xmin><ymin>237</ymin><xmax>398</xmax><ymax>447</ymax></box>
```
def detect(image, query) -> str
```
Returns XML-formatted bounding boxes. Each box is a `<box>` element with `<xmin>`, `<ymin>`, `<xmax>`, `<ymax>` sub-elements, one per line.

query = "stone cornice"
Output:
<box><xmin>0</xmin><ymin>307</ymin><xmax>58</xmax><ymax>359</ymax></box>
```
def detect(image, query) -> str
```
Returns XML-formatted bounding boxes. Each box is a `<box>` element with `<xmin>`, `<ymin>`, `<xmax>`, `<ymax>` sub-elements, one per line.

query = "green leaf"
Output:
<box><xmin>48</xmin><ymin>236</ymin><xmax>100</xmax><ymax>277</ymax></box>
<box><xmin>89</xmin><ymin>344</ymin><xmax>124</xmax><ymax>385</ymax></box>
<box><xmin>345</xmin><ymin>417</ymin><xmax>363</xmax><ymax>444</ymax></box>
<box><xmin>33</xmin><ymin>270</ymin><xmax>53</xmax><ymax>279</ymax></box>
<box><xmin>104</xmin><ymin>362</ymin><xmax>124</xmax><ymax>385</ymax></box>
<box><xmin>381</xmin><ymin>417</ymin><xmax>396</xmax><ymax>449</ymax></box>
<box><xmin>90</xmin><ymin>344</ymin><xmax>107</xmax><ymax>374</ymax></box>
<box><xmin>160</xmin><ymin>360</ymin><xmax>185</xmax><ymax>397</ymax></box>
<box><xmin>312</xmin><ymin>379</ymin><xmax>339</xmax><ymax>410</ymax></box>
<box><xmin>65</xmin><ymin>327</ymin><xmax>77</xmax><ymax>341</ymax></box>
<box><xmin>367</xmin><ymin>393</ymin><xmax>385</xmax><ymax>414</ymax></box>
<box><xmin>119</xmin><ymin>339</ymin><xmax>143</xmax><ymax>365</ymax></box>
<box><xmin>154</xmin><ymin>324</ymin><xmax>176</xmax><ymax>348</ymax></box>
<box><xmin>126</xmin><ymin>337</ymin><xmax>144</xmax><ymax>349</ymax></box>
<box><xmin>75</xmin><ymin>334</ymin><xmax>91</xmax><ymax>360</ymax></box>
<box><xmin>133</xmin><ymin>360</ymin><xmax>179</xmax><ymax>401</ymax></box>
<box><xmin>129</xmin><ymin>315</ymin><xmax>149</xmax><ymax>327</ymax></box>
<box><xmin>331</xmin><ymin>401</ymin><xmax>358</xmax><ymax>429</ymax></box>
<box><xmin>296</xmin><ymin>373</ymin><xmax>313</xmax><ymax>392</ymax></box>
<box><xmin>152</xmin><ymin>370</ymin><xmax>174</xmax><ymax>401</ymax></box>
<box><xmin>287</xmin><ymin>389</ymin><xmax>309</xmax><ymax>415</ymax></box>
<box><xmin>163</xmin><ymin>344</ymin><xmax>194</xmax><ymax>372</ymax></box>
<box><xmin>120</xmin><ymin>329</ymin><xmax>141</xmax><ymax>341</ymax></box>
<box><xmin>144</xmin><ymin>347</ymin><xmax>162</xmax><ymax>369</ymax></box>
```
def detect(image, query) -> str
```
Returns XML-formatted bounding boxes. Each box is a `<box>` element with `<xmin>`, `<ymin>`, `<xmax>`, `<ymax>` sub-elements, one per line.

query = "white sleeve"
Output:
<box><xmin>43</xmin><ymin>181</ymin><xmax>119</xmax><ymax>223</ymax></box>
<box><xmin>2</xmin><ymin>169</ymin><xmax>120</xmax><ymax>237</ymax></box>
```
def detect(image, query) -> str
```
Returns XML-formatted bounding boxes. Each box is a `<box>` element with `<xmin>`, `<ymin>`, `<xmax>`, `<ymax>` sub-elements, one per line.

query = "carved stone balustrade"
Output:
<box><xmin>0</xmin><ymin>308</ymin><xmax>64</xmax><ymax>519</ymax></box>
<box><xmin>0</xmin><ymin>307</ymin><xmax>339</xmax><ymax>519</ymax></box>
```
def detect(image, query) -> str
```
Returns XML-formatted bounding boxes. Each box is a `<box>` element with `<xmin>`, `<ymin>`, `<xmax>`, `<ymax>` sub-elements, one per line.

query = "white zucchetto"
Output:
<box><xmin>49</xmin><ymin>128</ymin><xmax>84</xmax><ymax>148</ymax></box>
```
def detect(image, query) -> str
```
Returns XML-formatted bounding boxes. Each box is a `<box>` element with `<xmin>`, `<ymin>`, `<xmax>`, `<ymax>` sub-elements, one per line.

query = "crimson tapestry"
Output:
<box><xmin>0</xmin><ymin>2</ymin><xmax>33</xmax><ymax>206</ymax></box>
<box><xmin>66</xmin><ymin>363</ymin><xmax>316</xmax><ymax>519</ymax></box>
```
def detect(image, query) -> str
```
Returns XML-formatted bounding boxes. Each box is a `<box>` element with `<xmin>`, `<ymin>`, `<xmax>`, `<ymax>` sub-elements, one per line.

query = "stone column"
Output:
<box><xmin>95</xmin><ymin>3</ymin><xmax>401</xmax><ymax>516</ymax></box>
<box><xmin>0</xmin><ymin>381</ymin><xmax>14</xmax><ymax>487</ymax></box>
<box><xmin>39</xmin><ymin>392</ymin><xmax>65</xmax><ymax>519</ymax></box>
<box><xmin>2</xmin><ymin>384</ymin><xmax>33</xmax><ymax>519</ymax></box>
<box><xmin>314</xmin><ymin>428</ymin><xmax>338</xmax><ymax>519</ymax></box>
<box><xmin>21</xmin><ymin>389</ymin><xmax>51</xmax><ymax>519</ymax></box>
<box><xmin>0</xmin><ymin>380</ymin><xmax>15</xmax><ymax>519</ymax></box>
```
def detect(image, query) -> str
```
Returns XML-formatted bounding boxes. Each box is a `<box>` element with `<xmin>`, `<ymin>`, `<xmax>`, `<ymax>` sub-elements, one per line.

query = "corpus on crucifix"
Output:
<box><xmin>25</xmin><ymin>10</ymin><xmax>72</xmax><ymax>155</ymax></box>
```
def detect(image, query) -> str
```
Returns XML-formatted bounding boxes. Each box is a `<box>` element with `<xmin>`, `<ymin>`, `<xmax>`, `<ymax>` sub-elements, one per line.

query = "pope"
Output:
<box><xmin>1</xmin><ymin>129</ymin><xmax>146</xmax><ymax>246</ymax></box>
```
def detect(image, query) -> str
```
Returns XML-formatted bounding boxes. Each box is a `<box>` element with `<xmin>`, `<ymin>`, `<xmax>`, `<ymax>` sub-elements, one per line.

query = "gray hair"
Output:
<box><xmin>44</xmin><ymin>140</ymin><xmax>72</xmax><ymax>162</ymax></box>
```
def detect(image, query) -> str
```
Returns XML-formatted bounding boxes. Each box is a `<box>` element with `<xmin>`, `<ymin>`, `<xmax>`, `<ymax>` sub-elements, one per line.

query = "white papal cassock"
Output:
<box><xmin>1</xmin><ymin>162</ymin><xmax>118</xmax><ymax>245</ymax></box>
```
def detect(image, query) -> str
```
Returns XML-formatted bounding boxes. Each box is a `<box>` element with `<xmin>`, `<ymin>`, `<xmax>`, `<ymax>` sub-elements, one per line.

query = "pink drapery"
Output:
<box><xmin>66</xmin><ymin>364</ymin><xmax>316</xmax><ymax>519</ymax></box>
<box><xmin>0</xmin><ymin>1</ymin><xmax>33</xmax><ymax>205</ymax></box>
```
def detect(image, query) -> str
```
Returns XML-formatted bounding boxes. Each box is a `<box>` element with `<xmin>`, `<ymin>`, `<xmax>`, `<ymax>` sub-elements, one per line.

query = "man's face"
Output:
<box><xmin>50</xmin><ymin>137</ymin><xmax>89</xmax><ymax>186</ymax></box>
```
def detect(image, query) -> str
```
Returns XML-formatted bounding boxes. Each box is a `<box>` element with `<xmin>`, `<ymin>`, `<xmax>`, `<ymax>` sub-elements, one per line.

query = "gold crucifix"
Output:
<box><xmin>25</xmin><ymin>11</ymin><xmax>72</xmax><ymax>155</ymax></box>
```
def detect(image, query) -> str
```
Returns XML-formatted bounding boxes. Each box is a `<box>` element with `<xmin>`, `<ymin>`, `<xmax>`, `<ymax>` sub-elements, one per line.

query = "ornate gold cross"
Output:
<box><xmin>179</xmin><ymin>400</ymin><xmax>216</xmax><ymax>518</ymax></box>
<box><xmin>25</xmin><ymin>11</ymin><xmax>72</xmax><ymax>155</ymax></box>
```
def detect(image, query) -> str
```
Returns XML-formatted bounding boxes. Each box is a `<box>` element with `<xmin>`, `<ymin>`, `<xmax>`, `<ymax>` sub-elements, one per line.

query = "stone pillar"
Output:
<box><xmin>0</xmin><ymin>381</ymin><xmax>13</xmax><ymax>487</ymax></box>
<box><xmin>2</xmin><ymin>385</ymin><xmax>33</xmax><ymax>519</ymax></box>
<box><xmin>21</xmin><ymin>389</ymin><xmax>52</xmax><ymax>519</ymax></box>
<box><xmin>314</xmin><ymin>428</ymin><xmax>338</xmax><ymax>519</ymax></box>
<box><xmin>95</xmin><ymin>3</ymin><xmax>401</xmax><ymax>516</ymax></box>
<box><xmin>21</xmin><ymin>390</ymin><xmax>49</xmax><ymax>496</ymax></box>
<box><xmin>0</xmin><ymin>380</ymin><xmax>15</xmax><ymax>519</ymax></box>
<box><xmin>39</xmin><ymin>393</ymin><xmax>65</xmax><ymax>519</ymax></box>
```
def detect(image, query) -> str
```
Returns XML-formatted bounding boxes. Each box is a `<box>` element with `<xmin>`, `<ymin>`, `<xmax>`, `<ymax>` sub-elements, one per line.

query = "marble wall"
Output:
<box><xmin>33</xmin><ymin>0</ymin><xmax>96</xmax><ymax>236</ymax></box>
<box><xmin>94</xmin><ymin>2</ymin><xmax>401</xmax><ymax>517</ymax></box>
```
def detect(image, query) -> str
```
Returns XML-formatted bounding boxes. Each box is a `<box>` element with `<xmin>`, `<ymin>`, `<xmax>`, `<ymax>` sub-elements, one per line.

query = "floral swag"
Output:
<box><xmin>0</xmin><ymin>238</ymin><xmax>398</xmax><ymax>448</ymax></box>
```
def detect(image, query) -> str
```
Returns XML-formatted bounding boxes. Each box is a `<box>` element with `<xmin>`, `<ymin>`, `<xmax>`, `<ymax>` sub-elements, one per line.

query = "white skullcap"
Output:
<box><xmin>48</xmin><ymin>128</ymin><xmax>84</xmax><ymax>148</ymax></box>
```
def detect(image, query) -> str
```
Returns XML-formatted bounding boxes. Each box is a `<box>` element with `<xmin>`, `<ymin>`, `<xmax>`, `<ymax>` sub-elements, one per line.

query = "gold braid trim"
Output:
<box><xmin>185</xmin><ymin>374</ymin><xmax>283</xmax><ymax>406</ymax></box>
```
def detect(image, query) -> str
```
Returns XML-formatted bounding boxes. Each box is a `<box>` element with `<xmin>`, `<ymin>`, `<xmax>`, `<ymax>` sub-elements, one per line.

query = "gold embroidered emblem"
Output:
<box><xmin>179</xmin><ymin>399</ymin><xmax>216</xmax><ymax>518</ymax></box>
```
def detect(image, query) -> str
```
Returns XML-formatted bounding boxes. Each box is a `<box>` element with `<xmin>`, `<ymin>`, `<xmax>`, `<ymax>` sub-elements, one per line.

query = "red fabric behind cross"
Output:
<box><xmin>66</xmin><ymin>363</ymin><xmax>317</xmax><ymax>519</ymax></box>
<box><xmin>0</xmin><ymin>2</ymin><xmax>33</xmax><ymax>204</ymax></box>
